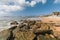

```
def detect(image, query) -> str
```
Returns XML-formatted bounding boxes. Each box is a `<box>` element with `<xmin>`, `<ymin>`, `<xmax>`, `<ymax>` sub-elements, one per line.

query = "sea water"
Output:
<box><xmin>0</xmin><ymin>16</ymin><xmax>26</xmax><ymax>32</ymax></box>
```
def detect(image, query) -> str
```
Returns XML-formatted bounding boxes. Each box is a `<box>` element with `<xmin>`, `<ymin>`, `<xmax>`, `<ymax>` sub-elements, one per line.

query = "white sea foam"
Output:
<box><xmin>0</xmin><ymin>16</ymin><xmax>25</xmax><ymax>32</ymax></box>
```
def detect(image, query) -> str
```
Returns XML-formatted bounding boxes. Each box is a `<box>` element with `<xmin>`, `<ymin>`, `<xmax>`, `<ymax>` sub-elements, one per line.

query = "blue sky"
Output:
<box><xmin>0</xmin><ymin>0</ymin><xmax>60</xmax><ymax>16</ymax></box>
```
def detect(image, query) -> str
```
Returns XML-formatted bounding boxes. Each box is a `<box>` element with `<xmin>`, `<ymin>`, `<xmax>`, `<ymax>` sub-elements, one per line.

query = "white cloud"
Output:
<box><xmin>14</xmin><ymin>0</ymin><xmax>26</xmax><ymax>6</ymax></box>
<box><xmin>29</xmin><ymin>0</ymin><xmax>47</xmax><ymax>7</ymax></box>
<box><xmin>33</xmin><ymin>0</ymin><xmax>47</xmax><ymax>4</ymax></box>
<box><xmin>0</xmin><ymin>5</ymin><xmax>24</xmax><ymax>12</ymax></box>
<box><xmin>13</xmin><ymin>0</ymin><xmax>47</xmax><ymax>7</ymax></box>
<box><xmin>0</xmin><ymin>0</ymin><xmax>28</xmax><ymax>12</ymax></box>
<box><xmin>0</xmin><ymin>0</ymin><xmax>47</xmax><ymax>12</ymax></box>
<box><xmin>41</xmin><ymin>0</ymin><xmax>47</xmax><ymax>4</ymax></box>
<box><xmin>54</xmin><ymin>0</ymin><xmax>60</xmax><ymax>3</ymax></box>
<box><xmin>0</xmin><ymin>4</ymin><xmax>24</xmax><ymax>16</ymax></box>
<box><xmin>0</xmin><ymin>0</ymin><xmax>47</xmax><ymax>16</ymax></box>
<box><xmin>0</xmin><ymin>0</ymin><xmax>25</xmax><ymax>16</ymax></box>
<box><xmin>30</xmin><ymin>1</ymin><xmax>36</xmax><ymax>7</ymax></box>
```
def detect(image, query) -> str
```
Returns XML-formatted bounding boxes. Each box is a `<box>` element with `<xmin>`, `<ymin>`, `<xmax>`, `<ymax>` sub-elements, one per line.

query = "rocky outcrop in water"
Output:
<box><xmin>0</xmin><ymin>20</ymin><xmax>60</xmax><ymax>40</ymax></box>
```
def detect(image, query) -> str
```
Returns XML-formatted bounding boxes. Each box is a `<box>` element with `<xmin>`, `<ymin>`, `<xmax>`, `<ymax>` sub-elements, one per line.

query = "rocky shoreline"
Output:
<box><xmin>0</xmin><ymin>20</ymin><xmax>60</xmax><ymax>40</ymax></box>
<box><xmin>0</xmin><ymin>12</ymin><xmax>60</xmax><ymax>40</ymax></box>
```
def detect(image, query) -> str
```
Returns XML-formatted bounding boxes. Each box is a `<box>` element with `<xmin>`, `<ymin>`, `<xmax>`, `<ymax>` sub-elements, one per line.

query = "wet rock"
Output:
<box><xmin>9</xmin><ymin>26</ymin><xmax>17</xmax><ymax>31</ymax></box>
<box><xmin>0</xmin><ymin>20</ymin><xmax>59</xmax><ymax>40</ymax></box>
<box><xmin>10</xmin><ymin>21</ymin><xmax>18</xmax><ymax>25</ymax></box>
<box><xmin>34</xmin><ymin>30</ymin><xmax>53</xmax><ymax>35</ymax></box>
<box><xmin>7</xmin><ymin>31</ymin><xmax>15</xmax><ymax>40</ymax></box>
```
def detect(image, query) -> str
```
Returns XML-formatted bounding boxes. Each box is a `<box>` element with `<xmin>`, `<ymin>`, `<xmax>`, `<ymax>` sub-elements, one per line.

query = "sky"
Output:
<box><xmin>0</xmin><ymin>0</ymin><xmax>60</xmax><ymax>16</ymax></box>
